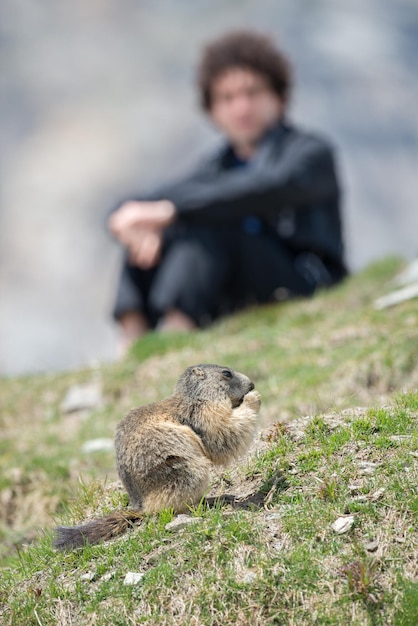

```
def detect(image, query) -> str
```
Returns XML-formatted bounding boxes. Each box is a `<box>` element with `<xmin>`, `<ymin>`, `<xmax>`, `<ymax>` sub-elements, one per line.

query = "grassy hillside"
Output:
<box><xmin>0</xmin><ymin>258</ymin><xmax>417</xmax><ymax>625</ymax></box>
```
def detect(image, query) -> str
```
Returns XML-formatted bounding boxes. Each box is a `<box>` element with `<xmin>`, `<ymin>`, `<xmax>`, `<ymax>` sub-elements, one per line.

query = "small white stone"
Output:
<box><xmin>81</xmin><ymin>571</ymin><xmax>95</xmax><ymax>581</ymax></box>
<box><xmin>358</xmin><ymin>461</ymin><xmax>378</xmax><ymax>475</ymax></box>
<box><xmin>358</xmin><ymin>461</ymin><xmax>377</xmax><ymax>468</ymax></box>
<box><xmin>331</xmin><ymin>515</ymin><xmax>355</xmax><ymax>534</ymax></box>
<box><xmin>165</xmin><ymin>514</ymin><xmax>200</xmax><ymax>532</ymax></box>
<box><xmin>242</xmin><ymin>571</ymin><xmax>257</xmax><ymax>584</ymax></box>
<box><xmin>123</xmin><ymin>572</ymin><xmax>145</xmax><ymax>586</ymax></box>
<box><xmin>101</xmin><ymin>571</ymin><xmax>115</xmax><ymax>582</ymax></box>
<box><xmin>61</xmin><ymin>382</ymin><xmax>102</xmax><ymax>413</ymax></box>
<box><xmin>291</xmin><ymin>430</ymin><xmax>306</xmax><ymax>442</ymax></box>
<box><xmin>81</xmin><ymin>438</ymin><xmax>114</xmax><ymax>453</ymax></box>
<box><xmin>370</xmin><ymin>488</ymin><xmax>385</xmax><ymax>501</ymax></box>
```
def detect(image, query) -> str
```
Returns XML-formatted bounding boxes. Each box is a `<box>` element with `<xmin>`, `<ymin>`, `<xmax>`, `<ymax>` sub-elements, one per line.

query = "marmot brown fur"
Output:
<box><xmin>54</xmin><ymin>364</ymin><xmax>261</xmax><ymax>549</ymax></box>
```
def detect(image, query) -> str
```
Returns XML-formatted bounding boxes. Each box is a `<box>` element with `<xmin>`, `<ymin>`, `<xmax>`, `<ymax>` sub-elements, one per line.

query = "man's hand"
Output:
<box><xmin>109</xmin><ymin>200</ymin><xmax>176</xmax><ymax>269</ymax></box>
<box><xmin>127</xmin><ymin>229</ymin><xmax>163</xmax><ymax>269</ymax></box>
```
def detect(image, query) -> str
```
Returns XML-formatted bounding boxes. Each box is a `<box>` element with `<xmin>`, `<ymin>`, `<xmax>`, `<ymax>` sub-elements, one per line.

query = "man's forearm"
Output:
<box><xmin>109</xmin><ymin>136</ymin><xmax>339</xmax><ymax>225</ymax></box>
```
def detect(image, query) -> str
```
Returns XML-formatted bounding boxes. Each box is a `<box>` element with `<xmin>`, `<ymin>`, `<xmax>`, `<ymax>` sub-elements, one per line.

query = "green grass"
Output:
<box><xmin>0</xmin><ymin>258</ymin><xmax>417</xmax><ymax>624</ymax></box>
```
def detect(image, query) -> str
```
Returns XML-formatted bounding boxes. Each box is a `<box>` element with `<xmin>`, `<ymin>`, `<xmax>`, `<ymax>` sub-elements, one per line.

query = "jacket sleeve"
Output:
<box><xmin>159</xmin><ymin>135</ymin><xmax>340</xmax><ymax>221</ymax></box>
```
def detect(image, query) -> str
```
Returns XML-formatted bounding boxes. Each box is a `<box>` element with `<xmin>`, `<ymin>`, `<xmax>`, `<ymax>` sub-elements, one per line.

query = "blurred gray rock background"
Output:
<box><xmin>1</xmin><ymin>0</ymin><xmax>417</xmax><ymax>374</ymax></box>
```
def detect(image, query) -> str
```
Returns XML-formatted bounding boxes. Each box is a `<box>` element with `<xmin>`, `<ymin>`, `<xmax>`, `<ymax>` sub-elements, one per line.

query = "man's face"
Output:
<box><xmin>208</xmin><ymin>67</ymin><xmax>284</xmax><ymax>149</ymax></box>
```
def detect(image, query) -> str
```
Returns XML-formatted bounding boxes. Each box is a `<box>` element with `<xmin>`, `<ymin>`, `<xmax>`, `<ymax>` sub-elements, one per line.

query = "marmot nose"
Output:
<box><xmin>248</xmin><ymin>381</ymin><xmax>255</xmax><ymax>391</ymax></box>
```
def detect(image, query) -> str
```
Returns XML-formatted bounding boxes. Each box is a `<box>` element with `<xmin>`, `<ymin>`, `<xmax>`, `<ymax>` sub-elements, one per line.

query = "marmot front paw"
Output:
<box><xmin>242</xmin><ymin>389</ymin><xmax>261</xmax><ymax>411</ymax></box>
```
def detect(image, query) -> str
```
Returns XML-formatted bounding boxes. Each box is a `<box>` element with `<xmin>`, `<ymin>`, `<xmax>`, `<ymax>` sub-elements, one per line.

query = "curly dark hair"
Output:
<box><xmin>197</xmin><ymin>31</ymin><xmax>292</xmax><ymax>111</ymax></box>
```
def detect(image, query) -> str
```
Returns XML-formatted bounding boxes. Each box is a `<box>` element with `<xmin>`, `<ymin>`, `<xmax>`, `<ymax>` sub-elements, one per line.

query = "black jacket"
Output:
<box><xmin>138</xmin><ymin>121</ymin><xmax>346</xmax><ymax>277</ymax></box>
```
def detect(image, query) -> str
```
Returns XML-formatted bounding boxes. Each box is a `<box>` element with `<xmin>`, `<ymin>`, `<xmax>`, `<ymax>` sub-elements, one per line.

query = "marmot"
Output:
<box><xmin>54</xmin><ymin>364</ymin><xmax>261</xmax><ymax>549</ymax></box>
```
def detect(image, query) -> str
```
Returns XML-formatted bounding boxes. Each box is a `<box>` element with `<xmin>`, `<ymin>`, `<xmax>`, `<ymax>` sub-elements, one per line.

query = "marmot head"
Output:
<box><xmin>175</xmin><ymin>364</ymin><xmax>254</xmax><ymax>408</ymax></box>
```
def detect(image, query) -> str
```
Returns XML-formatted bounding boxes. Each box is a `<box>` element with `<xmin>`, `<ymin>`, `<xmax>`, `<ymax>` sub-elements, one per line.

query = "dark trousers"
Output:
<box><xmin>112</xmin><ymin>224</ymin><xmax>334</xmax><ymax>327</ymax></box>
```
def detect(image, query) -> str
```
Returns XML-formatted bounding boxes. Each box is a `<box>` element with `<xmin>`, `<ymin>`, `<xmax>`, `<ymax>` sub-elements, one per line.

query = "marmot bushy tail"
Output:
<box><xmin>54</xmin><ymin>364</ymin><xmax>261</xmax><ymax>550</ymax></box>
<box><xmin>53</xmin><ymin>510</ymin><xmax>143</xmax><ymax>549</ymax></box>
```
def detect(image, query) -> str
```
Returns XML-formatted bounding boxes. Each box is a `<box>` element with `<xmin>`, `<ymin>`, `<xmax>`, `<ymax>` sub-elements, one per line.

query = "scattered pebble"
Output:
<box><xmin>165</xmin><ymin>514</ymin><xmax>200</xmax><ymax>532</ymax></box>
<box><xmin>358</xmin><ymin>461</ymin><xmax>378</xmax><ymax>475</ymax></box>
<box><xmin>272</xmin><ymin>541</ymin><xmax>283</xmax><ymax>551</ymax></box>
<box><xmin>370</xmin><ymin>488</ymin><xmax>385</xmax><ymax>501</ymax></box>
<box><xmin>81</xmin><ymin>438</ymin><xmax>114</xmax><ymax>453</ymax></box>
<box><xmin>81</xmin><ymin>572</ymin><xmax>95</xmax><ymax>581</ymax></box>
<box><xmin>389</xmin><ymin>435</ymin><xmax>408</xmax><ymax>443</ymax></box>
<box><xmin>358</xmin><ymin>461</ymin><xmax>377</xmax><ymax>468</ymax></box>
<box><xmin>290</xmin><ymin>430</ymin><xmax>306</xmax><ymax>442</ymax></box>
<box><xmin>242</xmin><ymin>571</ymin><xmax>257</xmax><ymax>584</ymax></box>
<box><xmin>331</xmin><ymin>515</ymin><xmax>355</xmax><ymax>534</ymax></box>
<box><xmin>61</xmin><ymin>382</ymin><xmax>102</xmax><ymax>413</ymax></box>
<box><xmin>364</xmin><ymin>540</ymin><xmax>379</xmax><ymax>552</ymax></box>
<box><xmin>123</xmin><ymin>572</ymin><xmax>145</xmax><ymax>586</ymax></box>
<box><xmin>265</xmin><ymin>512</ymin><xmax>283</xmax><ymax>521</ymax></box>
<box><xmin>101</xmin><ymin>571</ymin><xmax>115</xmax><ymax>582</ymax></box>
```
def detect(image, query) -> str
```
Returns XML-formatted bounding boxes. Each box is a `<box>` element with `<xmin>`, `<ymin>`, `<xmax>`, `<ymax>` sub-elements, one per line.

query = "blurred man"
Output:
<box><xmin>109</xmin><ymin>31</ymin><xmax>347</xmax><ymax>353</ymax></box>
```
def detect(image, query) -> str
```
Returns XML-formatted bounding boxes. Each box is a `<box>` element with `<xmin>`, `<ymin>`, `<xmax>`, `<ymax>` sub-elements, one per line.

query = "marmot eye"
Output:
<box><xmin>222</xmin><ymin>370</ymin><xmax>233</xmax><ymax>379</ymax></box>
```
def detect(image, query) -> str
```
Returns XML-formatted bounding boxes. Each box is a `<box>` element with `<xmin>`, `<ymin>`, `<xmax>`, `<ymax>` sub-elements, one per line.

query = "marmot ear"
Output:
<box><xmin>191</xmin><ymin>366</ymin><xmax>206</xmax><ymax>379</ymax></box>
